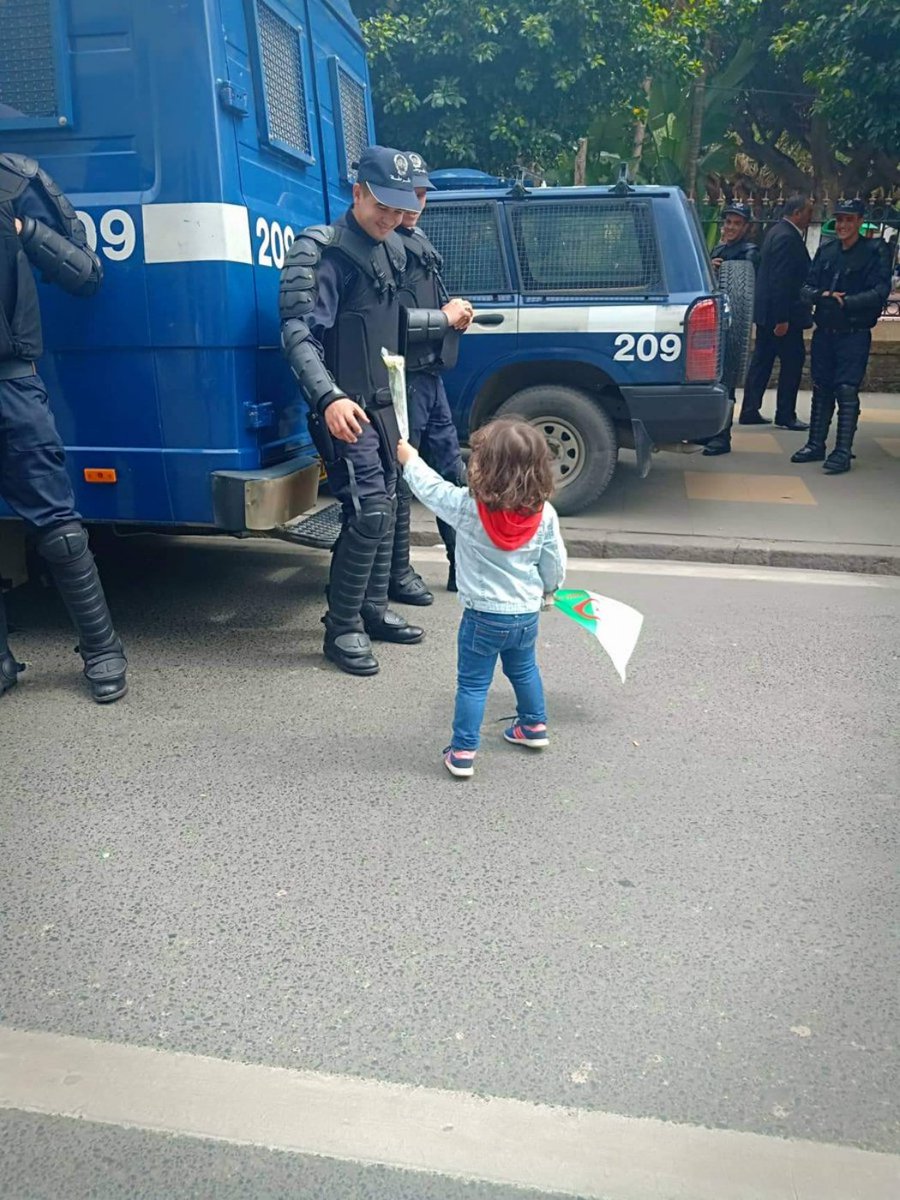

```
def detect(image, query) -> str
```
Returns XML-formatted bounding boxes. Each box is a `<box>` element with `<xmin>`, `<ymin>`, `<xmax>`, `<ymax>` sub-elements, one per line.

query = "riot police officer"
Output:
<box><xmin>793</xmin><ymin>199</ymin><xmax>891</xmax><ymax>474</ymax></box>
<box><xmin>703</xmin><ymin>203</ymin><xmax>760</xmax><ymax>457</ymax></box>
<box><xmin>279</xmin><ymin>147</ymin><xmax>450</xmax><ymax>676</ymax></box>
<box><xmin>0</xmin><ymin>154</ymin><xmax>127</xmax><ymax>702</ymax></box>
<box><xmin>389</xmin><ymin>152</ymin><xmax>472</xmax><ymax>601</ymax></box>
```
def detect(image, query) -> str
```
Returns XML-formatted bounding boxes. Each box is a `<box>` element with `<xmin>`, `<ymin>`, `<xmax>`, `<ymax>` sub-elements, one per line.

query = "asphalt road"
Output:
<box><xmin>1</xmin><ymin>536</ymin><xmax>898</xmax><ymax>1198</ymax></box>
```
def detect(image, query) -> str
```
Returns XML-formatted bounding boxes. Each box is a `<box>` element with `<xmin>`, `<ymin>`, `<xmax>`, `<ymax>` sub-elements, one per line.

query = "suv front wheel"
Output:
<box><xmin>494</xmin><ymin>385</ymin><xmax>618</xmax><ymax>516</ymax></box>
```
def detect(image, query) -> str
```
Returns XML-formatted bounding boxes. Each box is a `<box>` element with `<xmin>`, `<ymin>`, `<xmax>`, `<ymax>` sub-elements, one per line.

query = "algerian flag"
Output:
<box><xmin>553</xmin><ymin>588</ymin><xmax>644</xmax><ymax>683</ymax></box>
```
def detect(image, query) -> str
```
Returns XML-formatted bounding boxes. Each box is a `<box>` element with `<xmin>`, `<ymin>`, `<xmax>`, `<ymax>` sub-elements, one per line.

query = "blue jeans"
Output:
<box><xmin>452</xmin><ymin>609</ymin><xmax>547</xmax><ymax>751</ymax></box>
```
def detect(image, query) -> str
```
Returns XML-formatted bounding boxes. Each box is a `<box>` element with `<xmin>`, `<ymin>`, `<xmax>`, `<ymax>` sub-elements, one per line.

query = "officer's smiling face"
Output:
<box><xmin>352</xmin><ymin>184</ymin><xmax>406</xmax><ymax>241</ymax></box>
<box><xmin>401</xmin><ymin>189</ymin><xmax>429</xmax><ymax>230</ymax></box>
<box><xmin>722</xmin><ymin>214</ymin><xmax>750</xmax><ymax>244</ymax></box>
<box><xmin>835</xmin><ymin>213</ymin><xmax>863</xmax><ymax>248</ymax></box>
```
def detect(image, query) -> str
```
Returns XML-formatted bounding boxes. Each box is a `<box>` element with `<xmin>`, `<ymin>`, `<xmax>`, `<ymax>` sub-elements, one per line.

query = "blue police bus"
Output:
<box><xmin>1</xmin><ymin>0</ymin><xmax>372</xmax><ymax>534</ymax></box>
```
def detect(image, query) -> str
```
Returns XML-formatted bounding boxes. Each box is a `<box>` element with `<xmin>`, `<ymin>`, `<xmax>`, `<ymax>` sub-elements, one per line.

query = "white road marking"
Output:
<box><xmin>1</xmin><ymin>1028</ymin><xmax>896</xmax><ymax>1199</ymax></box>
<box><xmin>411</xmin><ymin>547</ymin><xmax>900</xmax><ymax>588</ymax></box>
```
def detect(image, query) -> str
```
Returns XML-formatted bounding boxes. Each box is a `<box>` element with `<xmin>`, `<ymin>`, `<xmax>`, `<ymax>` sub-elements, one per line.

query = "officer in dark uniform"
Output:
<box><xmin>703</xmin><ymin>203</ymin><xmax>760</xmax><ymax>457</ymax></box>
<box><xmin>792</xmin><ymin>199</ymin><xmax>891</xmax><ymax>474</ymax></box>
<box><xmin>389</xmin><ymin>152</ymin><xmax>472</xmax><ymax>601</ymax></box>
<box><xmin>279</xmin><ymin>147</ymin><xmax>450</xmax><ymax>676</ymax></box>
<box><xmin>0</xmin><ymin>154</ymin><xmax>127</xmax><ymax>702</ymax></box>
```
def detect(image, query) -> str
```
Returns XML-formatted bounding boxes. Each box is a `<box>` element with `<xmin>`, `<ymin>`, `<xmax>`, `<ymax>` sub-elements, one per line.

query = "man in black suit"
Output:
<box><xmin>739</xmin><ymin>195</ymin><xmax>814</xmax><ymax>430</ymax></box>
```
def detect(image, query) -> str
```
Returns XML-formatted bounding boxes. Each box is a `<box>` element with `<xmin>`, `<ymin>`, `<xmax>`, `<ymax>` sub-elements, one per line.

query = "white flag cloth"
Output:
<box><xmin>553</xmin><ymin>588</ymin><xmax>644</xmax><ymax>682</ymax></box>
<box><xmin>381</xmin><ymin>348</ymin><xmax>409</xmax><ymax>440</ymax></box>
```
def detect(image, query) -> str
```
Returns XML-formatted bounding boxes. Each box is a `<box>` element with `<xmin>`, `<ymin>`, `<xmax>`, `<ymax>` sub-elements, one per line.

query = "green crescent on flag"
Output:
<box><xmin>553</xmin><ymin>588</ymin><xmax>644</xmax><ymax>682</ymax></box>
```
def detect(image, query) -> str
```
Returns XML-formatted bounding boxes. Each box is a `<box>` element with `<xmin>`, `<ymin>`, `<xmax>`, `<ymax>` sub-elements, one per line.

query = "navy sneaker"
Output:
<box><xmin>503</xmin><ymin>719</ymin><xmax>549</xmax><ymax>749</ymax></box>
<box><xmin>443</xmin><ymin>747</ymin><xmax>476</xmax><ymax>777</ymax></box>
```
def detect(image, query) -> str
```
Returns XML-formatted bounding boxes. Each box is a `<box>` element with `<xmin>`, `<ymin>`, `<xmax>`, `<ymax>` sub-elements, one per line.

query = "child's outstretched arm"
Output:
<box><xmin>537</xmin><ymin>506</ymin><xmax>567</xmax><ymax>594</ymax></box>
<box><xmin>397</xmin><ymin>440</ymin><xmax>470</xmax><ymax>530</ymax></box>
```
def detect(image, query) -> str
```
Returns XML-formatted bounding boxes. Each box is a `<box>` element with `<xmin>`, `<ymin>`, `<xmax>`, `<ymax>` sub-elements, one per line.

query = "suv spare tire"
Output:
<box><xmin>718</xmin><ymin>259</ymin><xmax>755</xmax><ymax>390</ymax></box>
<box><xmin>493</xmin><ymin>385</ymin><xmax>617</xmax><ymax>516</ymax></box>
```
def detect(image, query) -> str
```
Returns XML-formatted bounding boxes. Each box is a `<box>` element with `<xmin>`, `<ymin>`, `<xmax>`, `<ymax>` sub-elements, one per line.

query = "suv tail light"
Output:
<box><xmin>685</xmin><ymin>298</ymin><xmax>719</xmax><ymax>383</ymax></box>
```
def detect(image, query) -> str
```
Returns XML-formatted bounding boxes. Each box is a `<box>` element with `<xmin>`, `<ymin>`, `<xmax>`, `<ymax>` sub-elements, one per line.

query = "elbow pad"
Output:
<box><xmin>401</xmin><ymin>307</ymin><xmax>450</xmax><ymax>347</ymax></box>
<box><xmin>19</xmin><ymin>217</ymin><xmax>103</xmax><ymax>296</ymax></box>
<box><xmin>281</xmin><ymin>319</ymin><xmax>343</xmax><ymax>412</ymax></box>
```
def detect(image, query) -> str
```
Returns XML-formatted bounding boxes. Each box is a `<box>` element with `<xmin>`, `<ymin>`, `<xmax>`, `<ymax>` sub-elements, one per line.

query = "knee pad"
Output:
<box><xmin>36</xmin><ymin>521</ymin><xmax>89</xmax><ymax>563</ymax></box>
<box><xmin>349</xmin><ymin>497</ymin><xmax>393</xmax><ymax>542</ymax></box>
<box><xmin>836</xmin><ymin>384</ymin><xmax>860</xmax><ymax>410</ymax></box>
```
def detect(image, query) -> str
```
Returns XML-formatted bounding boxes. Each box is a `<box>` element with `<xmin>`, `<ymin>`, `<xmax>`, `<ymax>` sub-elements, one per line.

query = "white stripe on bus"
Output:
<box><xmin>141</xmin><ymin>202</ymin><xmax>253</xmax><ymax>265</ymax></box>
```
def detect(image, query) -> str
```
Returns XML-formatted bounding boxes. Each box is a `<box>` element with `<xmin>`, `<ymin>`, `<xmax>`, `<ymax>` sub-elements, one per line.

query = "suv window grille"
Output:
<box><xmin>0</xmin><ymin>0</ymin><xmax>59</xmax><ymax>120</ymax></box>
<box><xmin>419</xmin><ymin>202</ymin><xmax>509</xmax><ymax>295</ymax></box>
<box><xmin>511</xmin><ymin>200</ymin><xmax>662</xmax><ymax>294</ymax></box>
<box><xmin>257</xmin><ymin>0</ymin><xmax>311</xmax><ymax>157</ymax></box>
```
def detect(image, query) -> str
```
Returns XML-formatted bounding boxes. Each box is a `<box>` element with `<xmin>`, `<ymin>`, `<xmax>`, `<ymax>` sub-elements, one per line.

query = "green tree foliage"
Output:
<box><xmin>353</xmin><ymin>0</ymin><xmax>732</xmax><ymax>175</ymax></box>
<box><xmin>773</xmin><ymin>0</ymin><xmax>900</xmax><ymax>158</ymax></box>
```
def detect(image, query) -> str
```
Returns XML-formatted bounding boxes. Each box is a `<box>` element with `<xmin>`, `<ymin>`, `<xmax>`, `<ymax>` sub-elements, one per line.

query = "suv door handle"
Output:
<box><xmin>471</xmin><ymin>311</ymin><xmax>505</xmax><ymax>326</ymax></box>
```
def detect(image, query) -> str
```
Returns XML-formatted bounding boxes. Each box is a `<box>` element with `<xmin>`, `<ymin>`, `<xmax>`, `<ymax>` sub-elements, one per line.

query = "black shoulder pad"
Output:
<box><xmin>0</xmin><ymin>153</ymin><xmax>39</xmax><ymax>180</ymax></box>
<box><xmin>302</xmin><ymin>224</ymin><xmax>335</xmax><ymax>248</ymax></box>
<box><xmin>284</xmin><ymin>235</ymin><xmax>323</xmax><ymax>269</ymax></box>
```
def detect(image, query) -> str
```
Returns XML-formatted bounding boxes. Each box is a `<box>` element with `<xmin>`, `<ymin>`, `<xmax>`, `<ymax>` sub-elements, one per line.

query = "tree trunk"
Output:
<box><xmin>685</xmin><ymin>72</ymin><xmax>706</xmax><ymax>199</ymax></box>
<box><xmin>574</xmin><ymin>138</ymin><xmax>588</xmax><ymax>186</ymax></box>
<box><xmin>629</xmin><ymin>77</ymin><xmax>652</xmax><ymax>179</ymax></box>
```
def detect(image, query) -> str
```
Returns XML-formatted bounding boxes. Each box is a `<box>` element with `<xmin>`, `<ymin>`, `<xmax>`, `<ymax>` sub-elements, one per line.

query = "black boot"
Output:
<box><xmin>0</xmin><ymin>596</ymin><xmax>25</xmax><ymax>697</ymax></box>
<box><xmin>388</xmin><ymin>482</ymin><xmax>433</xmax><ymax>606</ymax></box>
<box><xmin>35</xmin><ymin>523</ymin><xmax>127</xmax><ymax>703</ymax></box>
<box><xmin>322</xmin><ymin>503</ymin><xmax>385</xmax><ymax>676</ymax></box>
<box><xmin>361</xmin><ymin>518</ymin><xmax>424</xmax><ymax>646</ymax></box>
<box><xmin>703</xmin><ymin>394</ymin><xmax>734</xmax><ymax>456</ymax></box>
<box><xmin>437</xmin><ymin>517</ymin><xmax>459</xmax><ymax>591</ymax></box>
<box><xmin>702</xmin><ymin>431</ymin><xmax>731</xmax><ymax>455</ymax></box>
<box><xmin>823</xmin><ymin>387</ymin><xmax>860</xmax><ymax>475</ymax></box>
<box><xmin>791</xmin><ymin>388</ymin><xmax>835</xmax><ymax>464</ymax></box>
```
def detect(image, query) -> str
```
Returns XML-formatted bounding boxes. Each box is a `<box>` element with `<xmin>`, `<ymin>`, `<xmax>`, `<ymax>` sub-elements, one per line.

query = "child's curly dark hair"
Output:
<box><xmin>467</xmin><ymin>417</ymin><xmax>555</xmax><ymax>513</ymax></box>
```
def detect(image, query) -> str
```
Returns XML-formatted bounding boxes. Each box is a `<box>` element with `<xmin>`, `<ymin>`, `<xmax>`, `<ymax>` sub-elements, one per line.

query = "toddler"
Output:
<box><xmin>397</xmin><ymin>417</ymin><xmax>567</xmax><ymax>777</ymax></box>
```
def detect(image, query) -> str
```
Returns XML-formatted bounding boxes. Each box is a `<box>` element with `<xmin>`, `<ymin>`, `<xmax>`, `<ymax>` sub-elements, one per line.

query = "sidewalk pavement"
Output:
<box><xmin>410</xmin><ymin>390</ymin><xmax>900</xmax><ymax>575</ymax></box>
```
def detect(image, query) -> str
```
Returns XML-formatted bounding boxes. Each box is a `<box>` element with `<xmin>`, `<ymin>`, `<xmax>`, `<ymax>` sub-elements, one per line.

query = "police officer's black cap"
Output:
<box><xmin>834</xmin><ymin>198</ymin><xmax>866</xmax><ymax>217</ymax></box>
<box><xmin>723</xmin><ymin>202</ymin><xmax>752</xmax><ymax>222</ymax></box>
<box><xmin>353</xmin><ymin>146</ymin><xmax>420</xmax><ymax>212</ymax></box>
<box><xmin>406</xmin><ymin>151</ymin><xmax>435</xmax><ymax>191</ymax></box>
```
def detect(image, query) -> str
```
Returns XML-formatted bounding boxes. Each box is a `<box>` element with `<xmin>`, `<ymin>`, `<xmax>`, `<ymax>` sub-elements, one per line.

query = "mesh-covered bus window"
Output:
<box><xmin>0</xmin><ymin>0</ymin><xmax>68</xmax><ymax>127</ymax></box>
<box><xmin>512</xmin><ymin>201</ymin><xmax>662</xmax><ymax>294</ymax></box>
<box><xmin>332</xmin><ymin>61</ymin><xmax>368</xmax><ymax>183</ymax></box>
<box><xmin>257</xmin><ymin>0</ymin><xmax>312</xmax><ymax>158</ymax></box>
<box><xmin>419</xmin><ymin>203</ymin><xmax>510</xmax><ymax>296</ymax></box>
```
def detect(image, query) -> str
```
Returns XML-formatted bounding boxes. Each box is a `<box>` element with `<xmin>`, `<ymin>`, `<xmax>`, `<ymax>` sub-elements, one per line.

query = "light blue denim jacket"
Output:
<box><xmin>403</xmin><ymin>454</ymin><xmax>567</xmax><ymax>614</ymax></box>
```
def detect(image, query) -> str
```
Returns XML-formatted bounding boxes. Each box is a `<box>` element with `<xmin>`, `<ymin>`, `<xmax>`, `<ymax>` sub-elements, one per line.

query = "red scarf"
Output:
<box><xmin>477</xmin><ymin>500</ymin><xmax>543</xmax><ymax>550</ymax></box>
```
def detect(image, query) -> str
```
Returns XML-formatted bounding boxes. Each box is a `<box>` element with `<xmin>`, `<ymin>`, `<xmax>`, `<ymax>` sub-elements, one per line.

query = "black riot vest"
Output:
<box><xmin>813</xmin><ymin>238</ymin><xmax>884</xmax><ymax>332</ymax></box>
<box><xmin>0</xmin><ymin>164</ymin><xmax>43</xmax><ymax>363</ymax></box>
<box><xmin>397</xmin><ymin>225</ymin><xmax>458</xmax><ymax>372</ymax></box>
<box><xmin>321</xmin><ymin>212</ymin><xmax>406</xmax><ymax>406</ymax></box>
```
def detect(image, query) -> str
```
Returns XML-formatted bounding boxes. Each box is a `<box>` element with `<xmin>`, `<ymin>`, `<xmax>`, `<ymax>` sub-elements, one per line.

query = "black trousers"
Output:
<box><xmin>741</xmin><ymin>325</ymin><xmax>806</xmax><ymax>422</ymax></box>
<box><xmin>810</xmin><ymin>328</ymin><xmax>871</xmax><ymax>394</ymax></box>
<box><xmin>0</xmin><ymin>372</ymin><xmax>81</xmax><ymax>532</ymax></box>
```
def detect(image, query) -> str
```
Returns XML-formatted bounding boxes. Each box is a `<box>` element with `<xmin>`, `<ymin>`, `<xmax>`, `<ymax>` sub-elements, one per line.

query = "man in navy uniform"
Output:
<box><xmin>0</xmin><ymin>154</ymin><xmax>127</xmax><ymax>702</ymax></box>
<box><xmin>389</xmin><ymin>152</ymin><xmax>472</xmax><ymax>600</ymax></box>
<box><xmin>792</xmin><ymin>199</ymin><xmax>891</xmax><ymax>474</ymax></box>
<box><xmin>739</xmin><ymin>195</ymin><xmax>813</xmax><ymax>430</ymax></box>
<box><xmin>279</xmin><ymin>147</ymin><xmax>450</xmax><ymax>676</ymax></box>
<box><xmin>703</xmin><ymin>202</ymin><xmax>759</xmax><ymax>457</ymax></box>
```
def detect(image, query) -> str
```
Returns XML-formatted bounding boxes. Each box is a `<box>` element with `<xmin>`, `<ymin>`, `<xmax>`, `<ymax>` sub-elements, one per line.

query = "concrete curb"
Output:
<box><xmin>410</xmin><ymin>528</ymin><xmax>900</xmax><ymax>575</ymax></box>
